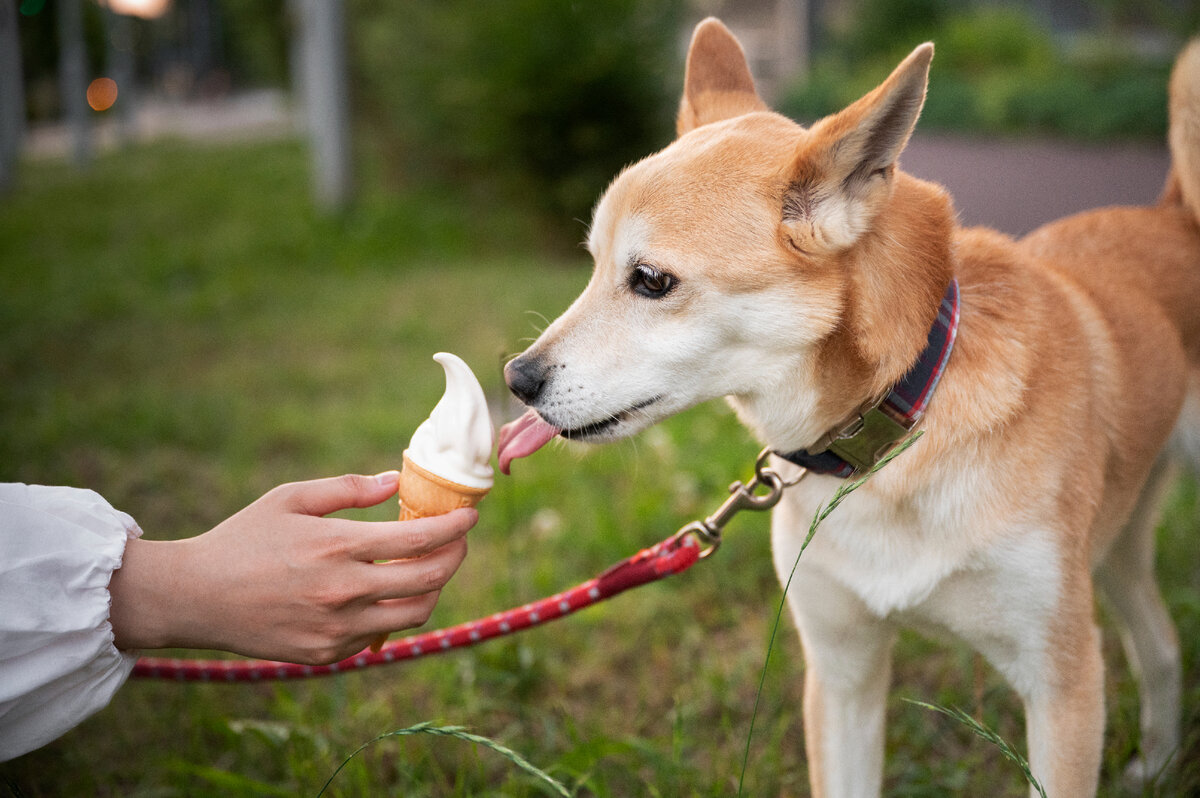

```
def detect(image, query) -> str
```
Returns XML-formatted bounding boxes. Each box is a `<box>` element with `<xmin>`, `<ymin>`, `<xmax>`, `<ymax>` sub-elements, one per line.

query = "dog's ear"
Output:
<box><xmin>819</xmin><ymin>42</ymin><xmax>932</xmax><ymax>185</ymax></box>
<box><xmin>781</xmin><ymin>43</ymin><xmax>933</xmax><ymax>254</ymax></box>
<box><xmin>677</xmin><ymin>18</ymin><xmax>768</xmax><ymax>137</ymax></box>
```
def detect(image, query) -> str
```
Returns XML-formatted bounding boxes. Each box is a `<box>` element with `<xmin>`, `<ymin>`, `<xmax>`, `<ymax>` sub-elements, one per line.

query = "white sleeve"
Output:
<box><xmin>0</xmin><ymin>483</ymin><xmax>143</xmax><ymax>761</ymax></box>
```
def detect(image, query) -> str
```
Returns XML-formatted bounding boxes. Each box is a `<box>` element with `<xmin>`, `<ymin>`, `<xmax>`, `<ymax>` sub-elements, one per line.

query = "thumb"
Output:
<box><xmin>281</xmin><ymin>471</ymin><xmax>400</xmax><ymax>517</ymax></box>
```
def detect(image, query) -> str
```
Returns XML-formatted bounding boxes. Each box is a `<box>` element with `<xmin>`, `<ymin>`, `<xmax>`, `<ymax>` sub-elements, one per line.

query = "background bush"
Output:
<box><xmin>349</xmin><ymin>0</ymin><xmax>684</xmax><ymax>245</ymax></box>
<box><xmin>781</xmin><ymin>0</ymin><xmax>1178</xmax><ymax>140</ymax></box>
<box><xmin>20</xmin><ymin>0</ymin><xmax>1185</xmax><ymax>249</ymax></box>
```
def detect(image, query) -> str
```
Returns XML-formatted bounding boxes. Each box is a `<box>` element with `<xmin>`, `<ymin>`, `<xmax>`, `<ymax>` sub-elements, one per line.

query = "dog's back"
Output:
<box><xmin>1015</xmin><ymin>41</ymin><xmax>1200</xmax><ymax>483</ymax></box>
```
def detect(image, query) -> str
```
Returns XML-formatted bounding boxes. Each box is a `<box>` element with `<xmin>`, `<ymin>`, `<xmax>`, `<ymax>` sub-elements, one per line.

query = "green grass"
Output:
<box><xmin>2</xmin><ymin>140</ymin><xmax>1198</xmax><ymax>796</ymax></box>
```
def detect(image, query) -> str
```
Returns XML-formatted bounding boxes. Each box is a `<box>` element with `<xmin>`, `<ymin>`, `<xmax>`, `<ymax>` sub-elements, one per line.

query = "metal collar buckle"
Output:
<box><xmin>825</xmin><ymin>405</ymin><xmax>912</xmax><ymax>474</ymax></box>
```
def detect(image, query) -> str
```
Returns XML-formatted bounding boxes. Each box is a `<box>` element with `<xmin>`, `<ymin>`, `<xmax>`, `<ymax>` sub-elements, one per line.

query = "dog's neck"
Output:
<box><xmin>725</xmin><ymin>277</ymin><xmax>959</xmax><ymax>476</ymax></box>
<box><xmin>778</xmin><ymin>279</ymin><xmax>960</xmax><ymax>476</ymax></box>
<box><xmin>731</xmin><ymin>178</ymin><xmax>960</xmax><ymax>471</ymax></box>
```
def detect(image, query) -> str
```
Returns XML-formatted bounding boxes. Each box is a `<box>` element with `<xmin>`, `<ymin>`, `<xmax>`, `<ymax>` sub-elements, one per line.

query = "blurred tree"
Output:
<box><xmin>1</xmin><ymin>0</ymin><xmax>24</xmax><ymax>192</ymax></box>
<box><xmin>57</xmin><ymin>0</ymin><xmax>91</xmax><ymax>167</ymax></box>
<box><xmin>102</xmin><ymin>5</ymin><xmax>136</xmax><ymax>145</ymax></box>
<box><xmin>220</xmin><ymin>0</ymin><xmax>288</xmax><ymax>88</ymax></box>
<box><xmin>836</xmin><ymin>0</ymin><xmax>952</xmax><ymax>61</ymax></box>
<box><xmin>780</xmin><ymin>0</ymin><xmax>1175</xmax><ymax>140</ymax></box>
<box><xmin>294</xmin><ymin>0</ymin><xmax>353</xmax><ymax>212</ymax></box>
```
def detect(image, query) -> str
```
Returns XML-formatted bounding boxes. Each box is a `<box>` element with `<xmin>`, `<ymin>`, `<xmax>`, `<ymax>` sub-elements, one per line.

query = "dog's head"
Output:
<box><xmin>500</xmin><ymin>19</ymin><xmax>954</xmax><ymax>471</ymax></box>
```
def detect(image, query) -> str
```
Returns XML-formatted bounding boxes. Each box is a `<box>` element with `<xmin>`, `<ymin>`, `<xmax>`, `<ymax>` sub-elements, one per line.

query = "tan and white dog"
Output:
<box><xmin>498</xmin><ymin>19</ymin><xmax>1200</xmax><ymax>797</ymax></box>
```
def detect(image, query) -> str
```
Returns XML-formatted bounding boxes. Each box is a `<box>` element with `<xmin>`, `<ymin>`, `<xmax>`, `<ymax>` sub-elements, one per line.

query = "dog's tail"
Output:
<box><xmin>1165</xmin><ymin>38</ymin><xmax>1200</xmax><ymax>223</ymax></box>
<box><xmin>1164</xmin><ymin>40</ymin><xmax>1200</xmax><ymax>473</ymax></box>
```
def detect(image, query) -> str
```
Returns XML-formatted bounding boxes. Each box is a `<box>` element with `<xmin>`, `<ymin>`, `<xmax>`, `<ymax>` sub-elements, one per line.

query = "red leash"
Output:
<box><xmin>132</xmin><ymin>449</ymin><xmax>800</xmax><ymax>682</ymax></box>
<box><xmin>132</xmin><ymin>530</ymin><xmax>702</xmax><ymax>682</ymax></box>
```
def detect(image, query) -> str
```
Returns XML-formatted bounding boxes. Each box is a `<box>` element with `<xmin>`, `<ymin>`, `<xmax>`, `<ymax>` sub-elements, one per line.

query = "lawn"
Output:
<box><xmin>1</xmin><ymin>139</ymin><xmax>1197</xmax><ymax>796</ymax></box>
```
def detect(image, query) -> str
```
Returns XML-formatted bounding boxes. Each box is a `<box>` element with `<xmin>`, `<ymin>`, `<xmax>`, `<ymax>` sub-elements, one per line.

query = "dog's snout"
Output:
<box><xmin>505</xmin><ymin>355</ymin><xmax>548</xmax><ymax>405</ymax></box>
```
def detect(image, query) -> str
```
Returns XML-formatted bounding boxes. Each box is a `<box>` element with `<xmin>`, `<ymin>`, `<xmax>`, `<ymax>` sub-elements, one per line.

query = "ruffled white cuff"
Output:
<box><xmin>0</xmin><ymin>483</ymin><xmax>143</xmax><ymax>761</ymax></box>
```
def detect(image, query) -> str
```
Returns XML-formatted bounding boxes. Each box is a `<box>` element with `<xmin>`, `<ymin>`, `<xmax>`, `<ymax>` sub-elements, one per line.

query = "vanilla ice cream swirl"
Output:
<box><xmin>404</xmin><ymin>353</ymin><xmax>495</xmax><ymax>490</ymax></box>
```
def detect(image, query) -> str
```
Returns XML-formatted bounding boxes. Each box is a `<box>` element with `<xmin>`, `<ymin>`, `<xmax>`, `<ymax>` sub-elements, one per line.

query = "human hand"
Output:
<box><xmin>108</xmin><ymin>472</ymin><xmax>476</xmax><ymax>664</ymax></box>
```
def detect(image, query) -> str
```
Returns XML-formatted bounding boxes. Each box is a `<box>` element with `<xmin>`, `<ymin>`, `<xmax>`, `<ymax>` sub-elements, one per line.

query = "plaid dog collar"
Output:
<box><xmin>778</xmin><ymin>278</ymin><xmax>960</xmax><ymax>478</ymax></box>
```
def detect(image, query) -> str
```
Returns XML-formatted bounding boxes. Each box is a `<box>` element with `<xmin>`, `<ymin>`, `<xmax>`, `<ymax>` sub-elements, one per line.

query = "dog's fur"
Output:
<box><xmin>503</xmin><ymin>19</ymin><xmax>1200</xmax><ymax>796</ymax></box>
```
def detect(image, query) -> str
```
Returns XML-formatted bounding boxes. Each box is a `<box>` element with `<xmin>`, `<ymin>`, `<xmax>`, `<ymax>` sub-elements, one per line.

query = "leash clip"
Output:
<box><xmin>674</xmin><ymin>448</ymin><xmax>803</xmax><ymax>558</ymax></box>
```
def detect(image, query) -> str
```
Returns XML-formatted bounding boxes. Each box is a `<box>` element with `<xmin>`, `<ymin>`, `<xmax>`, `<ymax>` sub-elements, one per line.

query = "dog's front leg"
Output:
<box><xmin>784</xmin><ymin>565</ymin><xmax>897</xmax><ymax>798</ymax></box>
<box><xmin>1018</xmin><ymin>593</ymin><xmax>1106</xmax><ymax>798</ymax></box>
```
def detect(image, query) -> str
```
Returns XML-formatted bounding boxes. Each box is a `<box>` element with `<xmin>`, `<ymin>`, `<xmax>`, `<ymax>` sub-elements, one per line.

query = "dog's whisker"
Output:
<box><xmin>523</xmin><ymin>309</ymin><xmax>551</xmax><ymax>334</ymax></box>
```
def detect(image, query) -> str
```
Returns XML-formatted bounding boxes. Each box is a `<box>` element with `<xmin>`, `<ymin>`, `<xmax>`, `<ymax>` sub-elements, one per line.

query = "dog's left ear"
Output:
<box><xmin>781</xmin><ymin>43</ymin><xmax>933</xmax><ymax>254</ymax></box>
<box><xmin>677</xmin><ymin>18</ymin><xmax>768</xmax><ymax>137</ymax></box>
<box><xmin>821</xmin><ymin>42</ymin><xmax>933</xmax><ymax>184</ymax></box>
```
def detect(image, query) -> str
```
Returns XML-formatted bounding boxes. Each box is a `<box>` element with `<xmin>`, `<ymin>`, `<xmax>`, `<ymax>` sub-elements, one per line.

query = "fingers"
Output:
<box><xmin>360</xmin><ymin>535</ymin><xmax>469</xmax><ymax>602</ymax></box>
<box><xmin>297</xmin><ymin>532</ymin><xmax>469</xmax><ymax>662</ymax></box>
<box><xmin>345</xmin><ymin>507</ymin><xmax>478</xmax><ymax>562</ymax></box>
<box><xmin>303</xmin><ymin>592</ymin><xmax>447</xmax><ymax>665</ymax></box>
<box><xmin>360</xmin><ymin>593</ymin><xmax>444</xmax><ymax>637</ymax></box>
<box><xmin>277</xmin><ymin>472</ymin><xmax>401</xmax><ymax>517</ymax></box>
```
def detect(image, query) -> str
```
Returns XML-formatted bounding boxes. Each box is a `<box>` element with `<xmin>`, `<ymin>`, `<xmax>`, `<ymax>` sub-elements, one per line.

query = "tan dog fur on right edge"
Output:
<box><xmin>499</xmin><ymin>19</ymin><xmax>1200</xmax><ymax>796</ymax></box>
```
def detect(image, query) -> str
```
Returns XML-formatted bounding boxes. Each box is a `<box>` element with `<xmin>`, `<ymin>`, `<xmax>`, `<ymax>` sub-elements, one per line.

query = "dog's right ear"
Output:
<box><xmin>677</xmin><ymin>18</ymin><xmax>768</xmax><ymax>137</ymax></box>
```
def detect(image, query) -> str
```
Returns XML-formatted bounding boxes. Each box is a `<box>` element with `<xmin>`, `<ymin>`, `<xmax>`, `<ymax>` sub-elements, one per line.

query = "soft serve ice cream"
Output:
<box><xmin>398</xmin><ymin>352</ymin><xmax>495</xmax><ymax>520</ymax></box>
<box><xmin>373</xmin><ymin>352</ymin><xmax>494</xmax><ymax>650</ymax></box>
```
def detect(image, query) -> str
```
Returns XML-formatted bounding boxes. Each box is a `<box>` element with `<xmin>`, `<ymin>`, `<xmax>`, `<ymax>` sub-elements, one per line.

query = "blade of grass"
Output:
<box><xmin>318</xmin><ymin>721</ymin><xmax>571</xmax><ymax>797</ymax></box>
<box><xmin>904</xmin><ymin>699</ymin><xmax>1048</xmax><ymax>798</ymax></box>
<box><xmin>737</xmin><ymin>432</ymin><xmax>923</xmax><ymax>796</ymax></box>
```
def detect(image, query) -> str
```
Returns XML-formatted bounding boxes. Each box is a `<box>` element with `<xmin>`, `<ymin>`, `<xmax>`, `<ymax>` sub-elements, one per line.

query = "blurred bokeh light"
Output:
<box><xmin>105</xmin><ymin>0</ymin><xmax>170</xmax><ymax>20</ymax></box>
<box><xmin>86</xmin><ymin>77</ymin><xmax>118</xmax><ymax>112</ymax></box>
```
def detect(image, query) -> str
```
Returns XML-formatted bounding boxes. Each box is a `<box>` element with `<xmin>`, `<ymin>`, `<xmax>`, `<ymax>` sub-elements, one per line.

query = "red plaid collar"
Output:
<box><xmin>778</xmin><ymin>278</ymin><xmax>960</xmax><ymax>477</ymax></box>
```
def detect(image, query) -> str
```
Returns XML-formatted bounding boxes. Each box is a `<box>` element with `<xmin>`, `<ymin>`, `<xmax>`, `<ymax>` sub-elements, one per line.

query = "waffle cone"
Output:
<box><xmin>397</xmin><ymin>453</ymin><xmax>490</xmax><ymax>520</ymax></box>
<box><xmin>371</xmin><ymin>455</ymin><xmax>489</xmax><ymax>653</ymax></box>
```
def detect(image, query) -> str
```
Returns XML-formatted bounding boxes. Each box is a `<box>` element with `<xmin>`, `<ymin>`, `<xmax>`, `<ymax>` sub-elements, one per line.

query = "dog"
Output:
<box><xmin>498</xmin><ymin>18</ymin><xmax>1200</xmax><ymax>797</ymax></box>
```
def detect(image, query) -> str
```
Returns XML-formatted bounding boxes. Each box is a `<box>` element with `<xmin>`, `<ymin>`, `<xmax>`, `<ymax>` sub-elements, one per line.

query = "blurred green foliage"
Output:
<box><xmin>349</xmin><ymin>0</ymin><xmax>684</xmax><ymax>244</ymax></box>
<box><xmin>20</xmin><ymin>0</ymin><xmax>683</xmax><ymax>247</ymax></box>
<box><xmin>19</xmin><ymin>0</ymin><xmax>1185</xmax><ymax>246</ymax></box>
<box><xmin>782</xmin><ymin>0</ymin><xmax>1177</xmax><ymax>140</ymax></box>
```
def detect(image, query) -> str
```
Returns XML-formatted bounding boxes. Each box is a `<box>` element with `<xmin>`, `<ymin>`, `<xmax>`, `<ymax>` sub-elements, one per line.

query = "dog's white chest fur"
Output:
<box><xmin>770</xmin><ymin>470</ymin><xmax>1063</xmax><ymax>685</ymax></box>
<box><xmin>772</xmin><ymin>476</ymin><xmax>970</xmax><ymax>615</ymax></box>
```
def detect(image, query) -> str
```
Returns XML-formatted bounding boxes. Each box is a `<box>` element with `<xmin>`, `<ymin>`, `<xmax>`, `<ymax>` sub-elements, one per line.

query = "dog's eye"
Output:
<box><xmin>630</xmin><ymin>263</ymin><xmax>675</xmax><ymax>298</ymax></box>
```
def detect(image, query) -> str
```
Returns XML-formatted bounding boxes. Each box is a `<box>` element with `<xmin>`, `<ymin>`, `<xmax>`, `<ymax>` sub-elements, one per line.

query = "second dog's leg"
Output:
<box><xmin>1095</xmin><ymin>457</ymin><xmax>1182</xmax><ymax>786</ymax></box>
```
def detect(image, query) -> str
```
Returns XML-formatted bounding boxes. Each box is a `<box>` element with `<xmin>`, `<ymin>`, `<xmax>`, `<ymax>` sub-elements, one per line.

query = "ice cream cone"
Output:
<box><xmin>397</xmin><ymin>452</ymin><xmax>490</xmax><ymax>520</ymax></box>
<box><xmin>372</xmin><ymin>352</ymin><xmax>494</xmax><ymax>653</ymax></box>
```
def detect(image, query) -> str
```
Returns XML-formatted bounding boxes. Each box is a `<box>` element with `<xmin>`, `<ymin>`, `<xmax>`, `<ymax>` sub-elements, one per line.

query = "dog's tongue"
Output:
<box><xmin>497</xmin><ymin>409</ymin><xmax>561</xmax><ymax>474</ymax></box>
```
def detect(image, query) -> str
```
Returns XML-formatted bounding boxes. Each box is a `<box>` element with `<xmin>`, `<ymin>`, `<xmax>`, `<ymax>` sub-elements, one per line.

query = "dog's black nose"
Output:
<box><xmin>505</xmin><ymin>355</ymin><xmax>547</xmax><ymax>404</ymax></box>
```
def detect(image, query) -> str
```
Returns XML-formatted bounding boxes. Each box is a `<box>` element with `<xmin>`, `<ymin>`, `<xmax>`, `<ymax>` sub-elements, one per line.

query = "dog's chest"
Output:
<box><xmin>771</xmin><ymin>476</ymin><xmax>995</xmax><ymax>618</ymax></box>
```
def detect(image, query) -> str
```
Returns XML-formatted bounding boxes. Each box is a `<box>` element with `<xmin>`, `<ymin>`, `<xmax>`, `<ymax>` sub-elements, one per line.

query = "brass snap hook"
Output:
<box><xmin>673</xmin><ymin>449</ymin><xmax>806</xmax><ymax>558</ymax></box>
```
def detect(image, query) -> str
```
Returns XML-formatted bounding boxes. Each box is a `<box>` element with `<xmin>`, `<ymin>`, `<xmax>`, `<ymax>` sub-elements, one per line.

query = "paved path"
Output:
<box><xmin>902</xmin><ymin>133</ymin><xmax>1172</xmax><ymax>237</ymax></box>
<box><xmin>25</xmin><ymin>93</ymin><xmax>1173</xmax><ymax>239</ymax></box>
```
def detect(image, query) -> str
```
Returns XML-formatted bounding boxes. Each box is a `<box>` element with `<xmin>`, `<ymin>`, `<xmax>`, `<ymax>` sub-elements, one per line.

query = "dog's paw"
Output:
<box><xmin>1120</xmin><ymin>753</ymin><xmax>1174</xmax><ymax>794</ymax></box>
